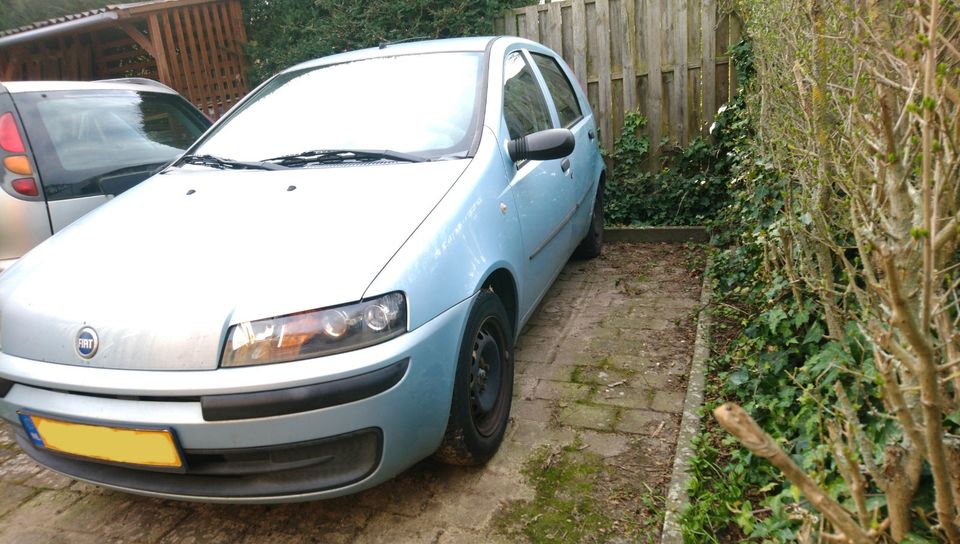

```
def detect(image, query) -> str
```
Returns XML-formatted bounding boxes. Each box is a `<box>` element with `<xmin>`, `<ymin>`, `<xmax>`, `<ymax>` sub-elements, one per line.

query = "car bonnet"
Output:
<box><xmin>0</xmin><ymin>160</ymin><xmax>468</xmax><ymax>370</ymax></box>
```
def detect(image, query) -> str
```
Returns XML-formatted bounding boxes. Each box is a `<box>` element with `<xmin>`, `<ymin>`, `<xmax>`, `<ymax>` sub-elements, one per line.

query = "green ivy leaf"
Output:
<box><xmin>947</xmin><ymin>410</ymin><xmax>960</xmax><ymax>427</ymax></box>
<box><xmin>731</xmin><ymin>368</ymin><xmax>750</xmax><ymax>385</ymax></box>
<box><xmin>790</xmin><ymin>484</ymin><xmax>801</xmax><ymax>503</ymax></box>
<box><xmin>765</xmin><ymin>307</ymin><xmax>787</xmax><ymax>332</ymax></box>
<box><xmin>802</xmin><ymin>323</ymin><xmax>824</xmax><ymax>345</ymax></box>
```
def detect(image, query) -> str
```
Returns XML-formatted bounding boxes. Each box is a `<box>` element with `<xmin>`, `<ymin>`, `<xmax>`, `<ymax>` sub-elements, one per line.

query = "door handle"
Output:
<box><xmin>560</xmin><ymin>158</ymin><xmax>571</xmax><ymax>173</ymax></box>
<box><xmin>588</xmin><ymin>129</ymin><xmax>596</xmax><ymax>140</ymax></box>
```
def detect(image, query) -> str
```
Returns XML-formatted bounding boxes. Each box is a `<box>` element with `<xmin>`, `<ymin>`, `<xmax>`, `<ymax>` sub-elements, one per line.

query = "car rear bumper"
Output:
<box><xmin>0</xmin><ymin>296</ymin><xmax>473</xmax><ymax>503</ymax></box>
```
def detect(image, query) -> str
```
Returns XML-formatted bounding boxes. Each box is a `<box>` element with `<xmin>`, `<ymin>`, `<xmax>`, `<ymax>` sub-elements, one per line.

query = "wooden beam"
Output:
<box><xmin>122</xmin><ymin>0</ymin><xmax>219</xmax><ymax>17</ymax></box>
<box><xmin>146</xmin><ymin>15</ymin><xmax>172</xmax><ymax>85</ymax></box>
<box><xmin>2</xmin><ymin>52</ymin><xmax>19</xmax><ymax>80</ymax></box>
<box><xmin>208</xmin><ymin>3</ymin><xmax>235</xmax><ymax>109</ymax></box>
<box><xmin>160</xmin><ymin>11</ymin><xmax>184</xmax><ymax>92</ymax></box>
<box><xmin>227</xmin><ymin>0</ymin><xmax>249</xmax><ymax>91</ymax></box>
<box><xmin>168</xmin><ymin>8</ymin><xmax>198</xmax><ymax>106</ymax></box>
<box><xmin>119</xmin><ymin>21</ymin><xmax>156</xmax><ymax>58</ymax></box>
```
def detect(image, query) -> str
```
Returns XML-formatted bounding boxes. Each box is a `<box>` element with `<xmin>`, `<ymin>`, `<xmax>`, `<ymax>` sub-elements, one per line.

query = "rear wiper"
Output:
<box><xmin>181</xmin><ymin>154</ymin><xmax>287</xmax><ymax>171</ymax></box>
<box><xmin>264</xmin><ymin>149</ymin><xmax>429</xmax><ymax>167</ymax></box>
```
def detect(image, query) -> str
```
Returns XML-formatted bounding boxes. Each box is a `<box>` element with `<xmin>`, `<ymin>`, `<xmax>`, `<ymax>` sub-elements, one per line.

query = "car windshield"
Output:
<box><xmin>14</xmin><ymin>90</ymin><xmax>209</xmax><ymax>200</ymax></box>
<box><xmin>194</xmin><ymin>52</ymin><xmax>484</xmax><ymax>162</ymax></box>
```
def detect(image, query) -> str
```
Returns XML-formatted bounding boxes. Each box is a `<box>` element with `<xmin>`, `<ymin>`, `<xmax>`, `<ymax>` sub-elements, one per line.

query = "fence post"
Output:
<box><xmin>700</xmin><ymin>0</ymin><xmax>716</xmax><ymax>136</ymax></box>
<box><xmin>643</xmin><ymin>0</ymin><xmax>663</xmax><ymax>169</ymax></box>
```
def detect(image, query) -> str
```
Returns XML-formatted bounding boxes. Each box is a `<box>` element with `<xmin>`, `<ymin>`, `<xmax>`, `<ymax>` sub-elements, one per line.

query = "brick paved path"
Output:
<box><xmin>0</xmin><ymin>243</ymin><xmax>702</xmax><ymax>543</ymax></box>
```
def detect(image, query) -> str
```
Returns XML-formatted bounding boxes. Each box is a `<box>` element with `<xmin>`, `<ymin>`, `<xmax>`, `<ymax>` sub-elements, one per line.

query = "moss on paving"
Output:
<box><xmin>494</xmin><ymin>440</ymin><xmax>662</xmax><ymax>543</ymax></box>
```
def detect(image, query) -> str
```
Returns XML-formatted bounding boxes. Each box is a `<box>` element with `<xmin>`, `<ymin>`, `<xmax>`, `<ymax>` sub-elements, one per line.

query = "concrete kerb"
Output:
<box><xmin>604</xmin><ymin>226</ymin><xmax>708</xmax><ymax>244</ymax></box>
<box><xmin>660</xmin><ymin>255</ymin><xmax>713</xmax><ymax>543</ymax></box>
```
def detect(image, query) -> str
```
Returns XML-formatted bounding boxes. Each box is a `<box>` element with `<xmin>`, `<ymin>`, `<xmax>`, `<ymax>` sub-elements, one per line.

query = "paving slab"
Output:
<box><xmin>0</xmin><ymin>242</ymin><xmax>703</xmax><ymax>543</ymax></box>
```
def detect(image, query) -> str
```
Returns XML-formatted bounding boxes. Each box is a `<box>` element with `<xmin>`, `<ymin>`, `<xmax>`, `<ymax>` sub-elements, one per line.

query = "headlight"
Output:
<box><xmin>220</xmin><ymin>292</ymin><xmax>406</xmax><ymax>367</ymax></box>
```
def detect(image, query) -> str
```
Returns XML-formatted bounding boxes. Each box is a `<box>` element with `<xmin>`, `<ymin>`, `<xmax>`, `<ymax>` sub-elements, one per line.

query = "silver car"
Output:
<box><xmin>0</xmin><ymin>37</ymin><xmax>605</xmax><ymax>503</ymax></box>
<box><xmin>0</xmin><ymin>79</ymin><xmax>210</xmax><ymax>273</ymax></box>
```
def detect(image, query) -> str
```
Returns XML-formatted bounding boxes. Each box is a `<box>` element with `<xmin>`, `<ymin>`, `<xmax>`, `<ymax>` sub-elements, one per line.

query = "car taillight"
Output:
<box><xmin>12</xmin><ymin>178</ymin><xmax>38</xmax><ymax>197</ymax></box>
<box><xmin>0</xmin><ymin>113</ymin><xmax>26</xmax><ymax>153</ymax></box>
<box><xmin>3</xmin><ymin>155</ymin><xmax>31</xmax><ymax>175</ymax></box>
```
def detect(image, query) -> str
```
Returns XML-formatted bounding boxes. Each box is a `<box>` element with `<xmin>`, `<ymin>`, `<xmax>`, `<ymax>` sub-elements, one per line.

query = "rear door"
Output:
<box><xmin>0</xmin><ymin>91</ymin><xmax>52</xmax><ymax>267</ymax></box>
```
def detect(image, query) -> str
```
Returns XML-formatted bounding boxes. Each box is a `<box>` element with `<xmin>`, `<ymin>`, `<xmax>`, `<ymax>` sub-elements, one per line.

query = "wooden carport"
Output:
<box><xmin>0</xmin><ymin>0</ymin><xmax>250</xmax><ymax>119</ymax></box>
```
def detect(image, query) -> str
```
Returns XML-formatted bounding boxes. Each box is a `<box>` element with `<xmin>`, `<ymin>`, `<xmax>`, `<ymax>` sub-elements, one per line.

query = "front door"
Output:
<box><xmin>501</xmin><ymin>50</ymin><xmax>577</xmax><ymax>313</ymax></box>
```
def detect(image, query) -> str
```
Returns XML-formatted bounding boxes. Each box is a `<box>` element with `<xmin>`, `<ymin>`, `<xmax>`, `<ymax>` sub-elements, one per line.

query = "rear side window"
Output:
<box><xmin>502</xmin><ymin>52</ymin><xmax>553</xmax><ymax>140</ymax></box>
<box><xmin>14</xmin><ymin>90</ymin><xmax>208</xmax><ymax>200</ymax></box>
<box><xmin>531</xmin><ymin>53</ymin><xmax>583</xmax><ymax>128</ymax></box>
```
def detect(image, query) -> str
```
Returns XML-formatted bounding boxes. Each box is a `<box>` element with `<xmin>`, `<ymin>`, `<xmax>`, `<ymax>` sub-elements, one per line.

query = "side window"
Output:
<box><xmin>502</xmin><ymin>51</ymin><xmax>553</xmax><ymax>140</ymax></box>
<box><xmin>531</xmin><ymin>53</ymin><xmax>583</xmax><ymax>128</ymax></box>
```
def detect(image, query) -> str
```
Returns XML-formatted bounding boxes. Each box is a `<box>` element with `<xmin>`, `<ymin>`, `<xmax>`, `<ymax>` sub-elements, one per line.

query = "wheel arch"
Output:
<box><xmin>480</xmin><ymin>267</ymin><xmax>519</xmax><ymax>339</ymax></box>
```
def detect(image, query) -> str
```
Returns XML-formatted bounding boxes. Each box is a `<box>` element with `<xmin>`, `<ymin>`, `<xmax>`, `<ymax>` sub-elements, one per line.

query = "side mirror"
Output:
<box><xmin>507</xmin><ymin>128</ymin><xmax>575</xmax><ymax>162</ymax></box>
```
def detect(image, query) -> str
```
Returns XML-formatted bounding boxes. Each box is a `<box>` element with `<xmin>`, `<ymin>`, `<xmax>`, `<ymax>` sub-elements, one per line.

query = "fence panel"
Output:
<box><xmin>496</xmin><ymin>0</ymin><xmax>738</xmax><ymax>169</ymax></box>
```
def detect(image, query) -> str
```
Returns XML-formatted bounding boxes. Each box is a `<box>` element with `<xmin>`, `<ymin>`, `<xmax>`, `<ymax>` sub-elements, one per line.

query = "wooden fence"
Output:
<box><xmin>494</xmin><ymin>0</ymin><xmax>741</xmax><ymax>165</ymax></box>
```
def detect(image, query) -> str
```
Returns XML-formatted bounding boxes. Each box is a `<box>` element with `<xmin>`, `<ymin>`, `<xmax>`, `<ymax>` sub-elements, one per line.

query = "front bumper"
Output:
<box><xmin>0</xmin><ymin>295</ymin><xmax>473</xmax><ymax>503</ymax></box>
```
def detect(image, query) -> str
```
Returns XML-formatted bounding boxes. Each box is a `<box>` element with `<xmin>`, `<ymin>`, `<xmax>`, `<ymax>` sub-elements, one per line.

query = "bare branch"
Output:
<box><xmin>713</xmin><ymin>403</ymin><xmax>873</xmax><ymax>544</ymax></box>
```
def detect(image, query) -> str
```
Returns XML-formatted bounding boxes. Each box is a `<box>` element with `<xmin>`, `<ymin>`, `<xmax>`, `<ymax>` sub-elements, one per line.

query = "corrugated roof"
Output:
<box><xmin>0</xmin><ymin>1</ymin><xmax>205</xmax><ymax>38</ymax></box>
<box><xmin>0</xmin><ymin>7</ymin><xmax>111</xmax><ymax>38</ymax></box>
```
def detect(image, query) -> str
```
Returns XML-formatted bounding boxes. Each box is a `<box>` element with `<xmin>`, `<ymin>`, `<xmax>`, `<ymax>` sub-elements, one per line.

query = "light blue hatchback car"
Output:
<box><xmin>0</xmin><ymin>36</ymin><xmax>604</xmax><ymax>502</ymax></box>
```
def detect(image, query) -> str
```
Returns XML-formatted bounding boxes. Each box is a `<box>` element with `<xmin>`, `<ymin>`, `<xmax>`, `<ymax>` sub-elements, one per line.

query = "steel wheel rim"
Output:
<box><xmin>469</xmin><ymin>315</ymin><xmax>508</xmax><ymax>437</ymax></box>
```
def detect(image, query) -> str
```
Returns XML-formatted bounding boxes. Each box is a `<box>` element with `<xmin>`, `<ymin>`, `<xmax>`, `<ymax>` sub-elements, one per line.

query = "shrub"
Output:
<box><xmin>242</xmin><ymin>0</ymin><xmax>529</xmax><ymax>85</ymax></box>
<box><xmin>684</xmin><ymin>1</ymin><xmax>960</xmax><ymax>541</ymax></box>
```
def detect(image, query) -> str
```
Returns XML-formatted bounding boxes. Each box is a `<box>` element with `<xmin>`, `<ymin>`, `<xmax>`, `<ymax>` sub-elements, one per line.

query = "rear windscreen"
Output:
<box><xmin>14</xmin><ymin>90</ymin><xmax>210</xmax><ymax>200</ymax></box>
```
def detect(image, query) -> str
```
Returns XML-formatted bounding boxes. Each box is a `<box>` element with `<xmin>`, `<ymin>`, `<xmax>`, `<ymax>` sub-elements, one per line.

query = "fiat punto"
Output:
<box><xmin>0</xmin><ymin>37</ymin><xmax>604</xmax><ymax>502</ymax></box>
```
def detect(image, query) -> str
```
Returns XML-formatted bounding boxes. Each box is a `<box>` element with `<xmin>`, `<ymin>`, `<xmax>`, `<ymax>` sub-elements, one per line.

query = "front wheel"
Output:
<box><xmin>434</xmin><ymin>290</ymin><xmax>514</xmax><ymax>466</ymax></box>
<box><xmin>574</xmin><ymin>183</ymin><xmax>603</xmax><ymax>259</ymax></box>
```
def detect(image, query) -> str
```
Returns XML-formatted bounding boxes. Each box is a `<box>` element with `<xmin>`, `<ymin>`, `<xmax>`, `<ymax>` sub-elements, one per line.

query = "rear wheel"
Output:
<box><xmin>434</xmin><ymin>290</ymin><xmax>514</xmax><ymax>465</ymax></box>
<box><xmin>574</xmin><ymin>183</ymin><xmax>603</xmax><ymax>259</ymax></box>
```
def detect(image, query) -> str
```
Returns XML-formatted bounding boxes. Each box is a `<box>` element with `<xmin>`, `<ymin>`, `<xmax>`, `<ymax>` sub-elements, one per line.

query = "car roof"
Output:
<box><xmin>0</xmin><ymin>79</ymin><xmax>178</xmax><ymax>95</ymax></box>
<box><xmin>284</xmin><ymin>36</ymin><xmax>503</xmax><ymax>74</ymax></box>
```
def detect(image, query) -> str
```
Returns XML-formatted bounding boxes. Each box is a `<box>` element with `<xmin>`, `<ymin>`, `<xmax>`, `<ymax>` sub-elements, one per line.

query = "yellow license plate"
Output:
<box><xmin>21</xmin><ymin>414</ymin><xmax>182</xmax><ymax>468</ymax></box>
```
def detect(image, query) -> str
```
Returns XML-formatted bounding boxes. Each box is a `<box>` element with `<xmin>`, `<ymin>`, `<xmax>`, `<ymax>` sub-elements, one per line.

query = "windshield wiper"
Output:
<box><xmin>181</xmin><ymin>154</ymin><xmax>287</xmax><ymax>171</ymax></box>
<box><xmin>263</xmin><ymin>149</ymin><xmax>429</xmax><ymax>167</ymax></box>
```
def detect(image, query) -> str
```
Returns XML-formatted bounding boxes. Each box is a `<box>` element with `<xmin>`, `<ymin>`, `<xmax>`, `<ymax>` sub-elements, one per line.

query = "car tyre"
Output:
<box><xmin>434</xmin><ymin>290</ymin><xmax>514</xmax><ymax>466</ymax></box>
<box><xmin>574</xmin><ymin>183</ymin><xmax>603</xmax><ymax>259</ymax></box>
